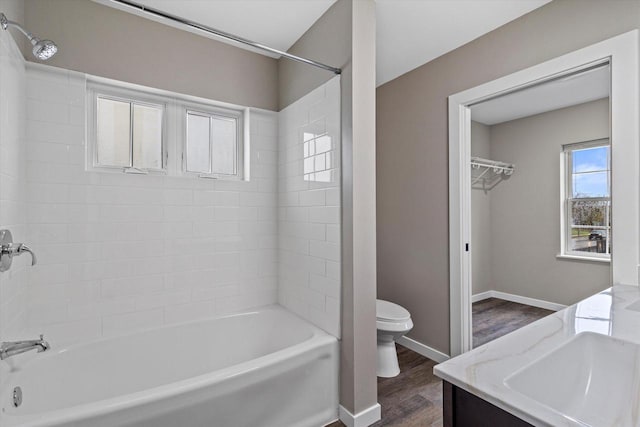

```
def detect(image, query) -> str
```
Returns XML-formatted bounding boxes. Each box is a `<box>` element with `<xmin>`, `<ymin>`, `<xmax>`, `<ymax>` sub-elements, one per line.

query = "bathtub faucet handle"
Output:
<box><xmin>15</xmin><ymin>243</ymin><xmax>37</xmax><ymax>266</ymax></box>
<box><xmin>0</xmin><ymin>229</ymin><xmax>37</xmax><ymax>272</ymax></box>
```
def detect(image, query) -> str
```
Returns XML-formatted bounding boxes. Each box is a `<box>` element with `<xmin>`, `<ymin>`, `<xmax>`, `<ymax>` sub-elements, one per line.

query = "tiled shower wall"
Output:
<box><xmin>0</xmin><ymin>28</ymin><xmax>28</xmax><ymax>342</ymax></box>
<box><xmin>277</xmin><ymin>77</ymin><xmax>341</xmax><ymax>337</ymax></box>
<box><xmin>23</xmin><ymin>65</ymin><xmax>278</xmax><ymax>346</ymax></box>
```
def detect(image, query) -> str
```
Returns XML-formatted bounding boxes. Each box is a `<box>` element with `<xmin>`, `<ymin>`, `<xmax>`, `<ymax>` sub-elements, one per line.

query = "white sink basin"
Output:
<box><xmin>626</xmin><ymin>299</ymin><xmax>640</xmax><ymax>312</ymax></box>
<box><xmin>505</xmin><ymin>332</ymin><xmax>640</xmax><ymax>427</ymax></box>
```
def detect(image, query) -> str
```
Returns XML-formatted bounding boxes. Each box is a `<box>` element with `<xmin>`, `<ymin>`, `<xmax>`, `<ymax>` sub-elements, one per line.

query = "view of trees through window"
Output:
<box><xmin>566</xmin><ymin>142</ymin><xmax>610</xmax><ymax>256</ymax></box>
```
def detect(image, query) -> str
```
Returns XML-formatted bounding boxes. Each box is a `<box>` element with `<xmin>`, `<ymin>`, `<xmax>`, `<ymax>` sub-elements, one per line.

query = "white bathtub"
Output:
<box><xmin>0</xmin><ymin>306</ymin><xmax>339</xmax><ymax>427</ymax></box>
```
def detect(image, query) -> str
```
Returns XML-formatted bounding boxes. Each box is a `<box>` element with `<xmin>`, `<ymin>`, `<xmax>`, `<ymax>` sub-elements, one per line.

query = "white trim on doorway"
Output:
<box><xmin>471</xmin><ymin>291</ymin><xmax>567</xmax><ymax>312</ymax></box>
<box><xmin>448</xmin><ymin>30</ymin><xmax>639</xmax><ymax>357</ymax></box>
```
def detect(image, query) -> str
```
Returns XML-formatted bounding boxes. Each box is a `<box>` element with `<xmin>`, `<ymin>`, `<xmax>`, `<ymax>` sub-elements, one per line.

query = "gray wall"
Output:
<box><xmin>280</xmin><ymin>0</ymin><xmax>378</xmax><ymax>416</ymax></box>
<box><xmin>23</xmin><ymin>0</ymin><xmax>278</xmax><ymax>110</ymax></box>
<box><xmin>471</xmin><ymin>121</ymin><xmax>492</xmax><ymax>295</ymax></box>
<box><xmin>488</xmin><ymin>99</ymin><xmax>610</xmax><ymax>305</ymax></box>
<box><xmin>348</xmin><ymin>1</ymin><xmax>377</xmax><ymax>414</ymax></box>
<box><xmin>0</xmin><ymin>0</ymin><xmax>26</xmax><ymax>52</ymax></box>
<box><xmin>277</xmin><ymin>0</ymin><xmax>350</xmax><ymax>110</ymax></box>
<box><xmin>376</xmin><ymin>0</ymin><xmax>640</xmax><ymax>355</ymax></box>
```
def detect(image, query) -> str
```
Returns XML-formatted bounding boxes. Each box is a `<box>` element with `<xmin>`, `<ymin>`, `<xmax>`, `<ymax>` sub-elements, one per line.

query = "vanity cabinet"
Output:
<box><xmin>443</xmin><ymin>381</ymin><xmax>533</xmax><ymax>427</ymax></box>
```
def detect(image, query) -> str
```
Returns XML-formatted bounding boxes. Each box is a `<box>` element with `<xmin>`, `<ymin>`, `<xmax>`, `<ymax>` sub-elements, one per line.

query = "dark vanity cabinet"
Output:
<box><xmin>443</xmin><ymin>381</ymin><xmax>533</xmax><ymax>427</ymax></box>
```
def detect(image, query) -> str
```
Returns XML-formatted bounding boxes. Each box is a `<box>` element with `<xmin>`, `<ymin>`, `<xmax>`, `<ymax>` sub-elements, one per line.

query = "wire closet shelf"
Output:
<box><xmin>470</xmin><ymin>157</ymin><xmax>515</xmax><ymax>186</ymax></box>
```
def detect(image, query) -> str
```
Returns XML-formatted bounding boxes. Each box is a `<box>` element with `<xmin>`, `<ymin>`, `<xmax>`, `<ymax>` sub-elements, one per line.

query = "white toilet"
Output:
<box><xmin>376</xmin><ymin>299</ymin><xmax>413</xmax><ymax>378</ymax></box>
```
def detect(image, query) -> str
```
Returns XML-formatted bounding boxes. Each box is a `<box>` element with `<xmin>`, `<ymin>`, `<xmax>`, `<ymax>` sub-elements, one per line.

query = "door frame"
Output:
<box><xmin>448</xmin><ymin>30</ymin><xmax>639</xmax><ymax>357</ymax></box>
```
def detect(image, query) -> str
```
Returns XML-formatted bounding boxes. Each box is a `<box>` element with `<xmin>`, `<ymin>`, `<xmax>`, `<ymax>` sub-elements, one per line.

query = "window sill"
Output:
<box><xmin>556</xmin><ymin>253</ymin><xmax>611</xmax><ymax>264</ymax></box>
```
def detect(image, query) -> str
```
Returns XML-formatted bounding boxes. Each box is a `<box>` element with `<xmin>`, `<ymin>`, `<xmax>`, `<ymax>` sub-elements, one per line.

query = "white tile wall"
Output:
<box><xmin>277</xmin><ymin>77</ymin><xmax>341</xmax><ymax>337</ymax></box>
<box><xmin>23</xmin><ymin>65</ymin><xmax>278</xmax><ymax>346</ymax></box>
<box><xmin>0</xmin><ymin>28</ymin><xmax>28</xmax><ymax>342</ymax></box>
<box><xmin>1</xmin><ymin>62</ymin><xmax>341</xmax><ymax>349</ymax></box>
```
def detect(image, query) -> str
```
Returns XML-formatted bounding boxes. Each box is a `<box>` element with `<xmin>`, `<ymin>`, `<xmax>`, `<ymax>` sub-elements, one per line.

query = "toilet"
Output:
<box><xmin>376</xmin><ymin>299</ymin><xmax>413</xmax><ymax>378</ymax></box>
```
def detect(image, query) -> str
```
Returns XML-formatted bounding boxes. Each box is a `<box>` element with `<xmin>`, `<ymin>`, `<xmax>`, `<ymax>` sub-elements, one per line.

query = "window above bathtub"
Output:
<box><xmin>183</xmin><ymin>104</ymin><xmax>244</xmax><ymax>180</ymax></box>
<box><xmin>88</xmin><ymin>84</ymin><xmax>167</xmax><ymax>174</ymax></box>
<box><xmin>87</xmin><ymin>78</ymin><xmax>248</xmax><ymax>180</ymax></box>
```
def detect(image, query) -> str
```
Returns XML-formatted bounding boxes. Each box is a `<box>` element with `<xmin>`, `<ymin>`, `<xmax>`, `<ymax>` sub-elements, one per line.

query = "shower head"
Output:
<box><xmin>31</xmin><ymin>38</ymin><xmax>57</xmax><ymax>60</ymax></box>
<box><xmin>0</xmin><ymin>13</ymin><xmax>57</xmax><ymax>60</ymax></box>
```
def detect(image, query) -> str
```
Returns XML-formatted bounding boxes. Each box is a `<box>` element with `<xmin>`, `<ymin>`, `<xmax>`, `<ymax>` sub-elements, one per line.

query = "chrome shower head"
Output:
<box><xmin>0</xmin><ymin>13</ymin><xmax>58</xmax><ymax>60</ymax></box>
<box><xmin>31</xmin><ymin>38</ymin><xmax>57</xmax><ymax>60</ymax></box>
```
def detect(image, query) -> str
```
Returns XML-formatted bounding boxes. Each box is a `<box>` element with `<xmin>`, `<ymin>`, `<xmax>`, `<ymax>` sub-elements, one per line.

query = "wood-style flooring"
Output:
<box><xmin>326</xmin><ymin>299</ymin><xmax>553</xmax><ymax>427</ymax></box>
<box><xmin>472</xmin><ymin>298</ymin><xmax>554</xmax><ymax>348</ymax></box>
<box><xmin>326</xmin><ymin>345</ymin><xmax>443</xmax><ymax>427</ymax></box>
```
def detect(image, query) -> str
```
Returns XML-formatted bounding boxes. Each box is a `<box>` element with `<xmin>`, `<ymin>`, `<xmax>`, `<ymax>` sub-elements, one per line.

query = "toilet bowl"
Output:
<box><xmin>376</xmin><ymin>299</ymin><xmax>413</xmax><ymax>378</ymax></box>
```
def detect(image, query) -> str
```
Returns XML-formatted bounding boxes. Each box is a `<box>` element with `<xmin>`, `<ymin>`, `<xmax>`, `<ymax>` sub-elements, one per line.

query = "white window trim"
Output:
<box><xmin>87</xmin><ymin>82</ymin><xmax>169</xmax><ymax>175</ymax></box>
<box><xmin>556</xmin><ymin>253</ymin><xmax>611</xmax><ymax>263</ymax></box>
<box><xmin>86</xmin><ymin>77</ymin><xmax>249</xmax><ymax>181</ymax></box>
<box><xmin>559</xmin><ymin>138</ymin><xmax>611</xmax><ymax>261</ymax></box>
<box><xmin>180</xmin><ymin>101</ymin><xmax>245</xmax><ymax>181</ymax></box>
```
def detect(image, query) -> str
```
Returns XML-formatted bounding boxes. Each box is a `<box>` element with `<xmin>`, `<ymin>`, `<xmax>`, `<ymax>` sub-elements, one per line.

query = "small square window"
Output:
<box><xmin>92</xmin><ymin>91</ymin><xmax>165</xmax><ymax>172</ymax></box>
<box><xmin>185</xmin><ymin>109</ymin><xmax>242</xmax><ymax>179</ymax></box>
<box><xmin>96</xmin><ymin>98</ymin><xmax>131</xmax><ymax>167</ymax></box>
<box><xmin>132</xmin><ymin>104</ymin><xmax>163</xmax><ymax>170</ymax></box>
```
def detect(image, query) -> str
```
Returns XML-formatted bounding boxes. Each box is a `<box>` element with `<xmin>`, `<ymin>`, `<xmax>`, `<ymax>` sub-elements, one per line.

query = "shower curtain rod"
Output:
<box><xmin>109</xmin><ymin>0</ymin><xmax>342</xmax><ymax>75</ymax></box>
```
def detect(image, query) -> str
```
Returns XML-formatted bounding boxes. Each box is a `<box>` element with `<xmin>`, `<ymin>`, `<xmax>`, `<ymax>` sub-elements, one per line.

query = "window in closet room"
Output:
<box><xmin>562</xmin><ymin>140</ymin><xmax>611</xmax><ymax>259</ymax></box>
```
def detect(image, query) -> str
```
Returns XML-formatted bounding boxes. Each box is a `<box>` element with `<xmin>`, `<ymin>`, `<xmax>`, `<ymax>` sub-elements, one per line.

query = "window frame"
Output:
<box><xmin>87</xmin><ymin>83</ymin><xmax>168</xmax><ymax>175</ymax></box>
<box><xmin>87</xmin><ymin>79</ymin><xmax>248</xmax><ymax>180</ymax></box>
<box><xmin>560</xmin><ymin>138</ymin><xmax>611</xmax><ymax>261</ymax></box>
<box><xmin>180</xmin><ymin>102</ymin><xmax>245</xmax><ymax>180</ymax></box>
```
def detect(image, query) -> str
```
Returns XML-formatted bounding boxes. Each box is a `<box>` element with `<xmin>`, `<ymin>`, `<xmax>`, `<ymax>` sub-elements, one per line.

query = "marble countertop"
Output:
<box><xmin>434</xmin><ymin>285</ymin><xmax>640</xmax><ymax>427</ymax></box>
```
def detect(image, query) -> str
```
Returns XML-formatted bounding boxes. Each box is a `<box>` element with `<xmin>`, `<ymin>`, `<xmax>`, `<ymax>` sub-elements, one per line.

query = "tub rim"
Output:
<box><xmin>0</xmin><ymin>305</ymin><xmax>338</xmax><ymax>427</ymax></box>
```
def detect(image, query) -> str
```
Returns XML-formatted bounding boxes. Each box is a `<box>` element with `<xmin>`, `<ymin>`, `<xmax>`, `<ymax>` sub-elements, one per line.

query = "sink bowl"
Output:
<box><xmin>505</xmin><ymin>332</ymin><xmax>640</xmax><ymax>426</ymax></box>
<box><xmin>626</xmin><ymin>299</ymin><xmax>640</xmax><ymax>312</ymax></box>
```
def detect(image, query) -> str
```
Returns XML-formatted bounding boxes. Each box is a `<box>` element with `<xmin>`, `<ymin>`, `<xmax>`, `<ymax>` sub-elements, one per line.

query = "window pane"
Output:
<box><xmin>573</xmin><ymin>171</ymin><xmax>609</xmax><ymax>198</ymax></box>
<box><xmin>569</xmin><ymin>199</ymin><xmax>610</xmax><ymax>254</ymax></box>
<box><xmin>133</xmin><ymin>104</ymin><xmax>163</xmax><ymax>170</ymax></box>
<box><xmin>186</xmin><ymin>113</ymin><xmax>211</xmax><ymax>173</ymax></box>
<box><xmin>569</xmin><ymin>227</ymin><xmax>610</xmax><ymax>254</ymax></box>
<box><xmin>572</xmin><ymin>146</ymin><xmax>608</xmax><ymax>173</ymax></box>
<box><xmin>571</xmin><ymin>199</ymin><xmax>609</xmax><ymax>227</ymax></box>
<box><xmin>97</xmin><ymin>98</ymin><xmax>131</xmax><ymax>167</ymax></box>
<box><xmin>211</xmin><ymin>116</ymin><xmax>237</xmax><ymax>175</ymax></box>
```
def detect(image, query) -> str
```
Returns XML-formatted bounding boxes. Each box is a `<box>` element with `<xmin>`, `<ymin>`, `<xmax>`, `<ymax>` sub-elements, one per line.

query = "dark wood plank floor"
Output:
<box><xmin>472</xmin><ymin>298</ymin><xmax>554</xmax><ymax>347</ymax></box>
<box><xmin>326</xmin><ymin>299</ymin><xmax>553</xmax><ymax>427</ymax></box>
<box><xmin>326</xmin><ymin>345</ymin><xmax>443</xmax><ymax>427</ymax></box>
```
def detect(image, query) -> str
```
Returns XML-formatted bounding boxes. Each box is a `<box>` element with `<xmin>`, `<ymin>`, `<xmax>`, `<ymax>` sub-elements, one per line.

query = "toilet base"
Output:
<box><xmin>377</xmin><ymin>338</ymin><xmax>400</xmax><ymax>377</ymax></box>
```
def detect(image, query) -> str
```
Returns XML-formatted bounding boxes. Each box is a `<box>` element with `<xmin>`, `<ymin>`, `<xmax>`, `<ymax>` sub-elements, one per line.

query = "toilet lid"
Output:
<box><xmin>376</xmin><ymin>299</ymin><xmax>411</xmax><ymax>322</ymax></box>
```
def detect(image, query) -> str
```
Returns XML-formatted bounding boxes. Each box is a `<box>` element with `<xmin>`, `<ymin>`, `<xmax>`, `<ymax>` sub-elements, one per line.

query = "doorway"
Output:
<box><xmin>447</xmin><ymin>30</ymin><xmax>639</xmax><ymax>357</ymax></box>
<box><xmin>468</xmin><ymin>65</ymin><xmax>611</xmax><ymax>348</ymax></box>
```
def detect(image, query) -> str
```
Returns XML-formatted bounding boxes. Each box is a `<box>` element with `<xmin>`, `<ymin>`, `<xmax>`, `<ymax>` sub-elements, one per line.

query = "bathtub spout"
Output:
<box><xmin>1</xmin><ymin>334</ymin><xmax>50</xmax><ymax>360</ymax></box>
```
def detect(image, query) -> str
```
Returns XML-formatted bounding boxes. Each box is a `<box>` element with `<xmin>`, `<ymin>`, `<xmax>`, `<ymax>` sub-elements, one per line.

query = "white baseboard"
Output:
<box><xmin>471</xmin><ymin>291</ymin><xmax>493</xmax><ymax>303</ymax></box>
<box><xmin>471</xmin><ymin>290</ymin><xmax>567</xmax><ymax>312</ymax></box>
<box><xmin>396</xmin><ymin>336</ymin><xmax>449</xmax><ymax>363</ymax></box>
<box><xmin>339</xmin><ymin>403</ymin><xmax>381</xmax><ymax>427</ymax></box>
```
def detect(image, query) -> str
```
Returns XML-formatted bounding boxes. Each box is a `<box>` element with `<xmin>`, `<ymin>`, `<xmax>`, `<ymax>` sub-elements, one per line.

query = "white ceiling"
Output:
<box><xmin>375</xmin><ymin>0</ymin><xmax>551</xmax><ymax>86</ymax></box>
<box><xmin>471</xmin><ymin>65</ymin><xmax>610</xmax><ymax>125</ymax></box>
<box><xmin>100</xmin><ymin>0</ymin><xmax>551</xmax><ymax>86</ymax></box>
<box><xmin>95</xmin><ymin>0</ymin><xmax>337</xmax><ymax>56</ymax></box>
